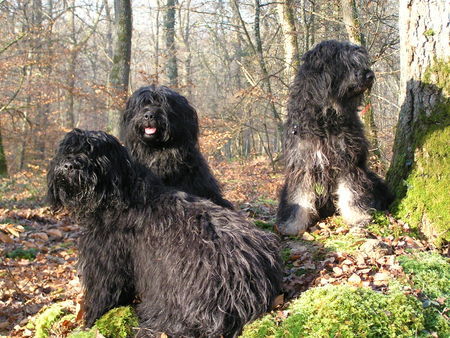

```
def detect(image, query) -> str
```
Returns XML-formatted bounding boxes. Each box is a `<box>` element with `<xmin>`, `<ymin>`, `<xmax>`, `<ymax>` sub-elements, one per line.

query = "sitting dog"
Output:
<box><xmin>277</xmin><ymin>40</ymin><xmax>393</xmax><ymax>236</ymax></box>
<box><xmin>120</xmin><ymin>85</ymin><xmax>233</xmax><ymax>209</ymax></box>
<box><xmin>47</xmin><ymin>129</ymin><xmax>282</xmax><ymax>337</ymax></box>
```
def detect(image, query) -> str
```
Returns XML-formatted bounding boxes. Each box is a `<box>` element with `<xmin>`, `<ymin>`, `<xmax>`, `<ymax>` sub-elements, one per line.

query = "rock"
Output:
<box><xmin>359</xmin><ymin>239</ymin><xmax>393</xmax><ymax>260</ymax></box>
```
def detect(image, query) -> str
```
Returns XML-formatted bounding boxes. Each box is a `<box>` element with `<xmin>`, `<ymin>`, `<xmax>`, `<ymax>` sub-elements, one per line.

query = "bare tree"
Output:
<box><xmin>276</xmin><ymin>0</ymin><xmax>299</xmax><ymax>84</ymax></box>
<box><xmin>0</xmin><ymin>129</ymin><xmax>7</xmax><ymax>176</ymax></box>
<box><xmin>107</xmin><ymin>0</ymin><xmax>132</xmax><ymax>136</ymax></box>
<box><xmin>340</xmin><ymin>0</ymin><xmax>365</xmax><ymax>45</ymax></box>
<box><xmin>164</xmin><ymin>0</ymin><xmax>178</xmax><ymax>86</ymax></box>
<box><xmin>341</xmin><ymin>0</ymin><xmax>381</xmax><ymax>161</ymax></box>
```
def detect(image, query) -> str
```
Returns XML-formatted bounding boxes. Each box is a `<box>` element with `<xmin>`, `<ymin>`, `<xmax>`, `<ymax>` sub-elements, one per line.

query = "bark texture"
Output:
<box><xmin>0</xmin><ymin>127</ymin><xmax>7</xmax><ymax>177</ymax></box>
<box><xmin>387</xmin><ymin>0</ymin><xmax>449</xmax><ymax>246</ymax></box>
<box><xmin>165</xmin><ymin>0</ymin><xmax>178</xmax><ymax>87</ymax></box>
<box><xmin>276</xmin><ymin>0</ymin><xmax>299</xmax><ymax>84</ymax></box>
<box><xmin>108</xmin><ymin>0</ymin><xmax>132</xmax><ymax>136</ymax></box>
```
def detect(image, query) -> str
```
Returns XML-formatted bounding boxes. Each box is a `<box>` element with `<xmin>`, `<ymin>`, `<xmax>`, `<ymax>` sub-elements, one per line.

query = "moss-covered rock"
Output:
<box><xmin>242</xmin><ymin>285</ymin><xmax>427</xmax><ymax>337</ymax></box>
<box><xmin>94</xmin><ymin>306</ymin><xmax>139</xmax><ymax>338</ymax></box>
<box><xmin>67</xmin><ymin>306</ymin><xmax>138</xmax><ymax>338</ymax></box>
<box><xmin>33</xmin><ymin>301</ymin><xmax>74</xmax><ymax>338</ymax></box>
<box><xmin>32</xmin><ymin>303</ymin><xmax>138</xmax><ymax>338</ymax></box>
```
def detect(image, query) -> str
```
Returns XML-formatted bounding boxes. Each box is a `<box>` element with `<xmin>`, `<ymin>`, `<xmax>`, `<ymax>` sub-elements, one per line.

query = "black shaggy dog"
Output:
<box><xmin>47</xmin><ymin>129</ymin><xmax>282</xmax><ymax>337</ymax></box>
<box><xmin>120</xmin><ymin>85</ymin><xmax>233</xmax><ymax>209</ymax></box>
<box><xmin>277</xmin><ymin>40</ymin><xmax>393</xmax><ymax>236</ymax></box>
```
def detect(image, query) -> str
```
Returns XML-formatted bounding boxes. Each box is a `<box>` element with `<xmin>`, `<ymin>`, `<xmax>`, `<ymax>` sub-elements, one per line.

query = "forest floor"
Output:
<box><xmin>0</xmin><ymin>159</ymin><xmax>448</xmax><ymax>337</ymax></box>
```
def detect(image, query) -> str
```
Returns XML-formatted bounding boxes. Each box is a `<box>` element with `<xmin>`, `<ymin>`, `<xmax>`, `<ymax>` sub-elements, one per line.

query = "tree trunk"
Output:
<box><xmin>66</xmin><ymin>0</ymin><xmax>76</xmax><ymax>129</ymax></box>
<box><xmin>164</xmin><ymin>0</ymin><xmax>178</xmax><ymax>87</ymax></box>
<box><xmin>253</xmin><ymin>0</ymin><xmax>281</xmax><ymax>126</ymax></box>
<box><xmin>108</xmin><ymin>0</ymin><xmax>132</xmax><ymax>136</ymax></box>
<box><xmin>341</xmin><ymin>0</ymin><xmax>380</xmax><ymax>162</ymax></box>
<box><xmin>387</xmin><ymin>0</ymin><xmax>449</xmax><ymax>246</ymax></box>
<box><xmin>0</xmin><ymin>126</ymin><xmax>7</xmax><ymax>177</ymax></box>
<box><xmin>276</xmin><ymin>0</ymin><xmax>299</xmax><ymax>84</ymax></box>
<box><xmin>179</xmin><ymin>0</ymin><xmax>192</xmax><ymax>96</ymax></box>
<box><xmin>340</xmin><ymin>0</ymin><xmax>365</xmax><ymax>45</ymax></box>
<box><xmin>153</xmin><ymin>0</ymin><xmax>161</xmax><ymax>84</ymax></box>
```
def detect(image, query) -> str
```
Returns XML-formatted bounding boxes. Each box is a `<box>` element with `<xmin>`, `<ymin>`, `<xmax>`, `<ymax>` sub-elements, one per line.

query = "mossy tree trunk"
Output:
<box><xmin>387</xmin><ymin>0</ymin><xmax>449</xmax><ymax>246</ymax></box>
<box><xmin>340</xmin><ymin>0</ymin><xmax>365</xmax><ymax>46</ymax></box>
<box><xmin>107</xmin><ymin>0</ymin><xmax>132</xmax><ymax>137</ymax></box>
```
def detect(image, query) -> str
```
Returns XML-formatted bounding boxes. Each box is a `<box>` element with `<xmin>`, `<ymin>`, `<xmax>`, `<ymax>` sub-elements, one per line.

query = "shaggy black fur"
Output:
<box><xmin>277</xmin><ymin>40</ymin><xmax>393</xmax><ymax>236</ymax></box>
<box><xmin>120</xmin><ymin>85</ymin><xmax>233</xmax><ymax>209</ymax></box>
<box><xmin>47</xmin><ymin>129</ymin><xmax>282</xmax><ymax>337</ymax></box>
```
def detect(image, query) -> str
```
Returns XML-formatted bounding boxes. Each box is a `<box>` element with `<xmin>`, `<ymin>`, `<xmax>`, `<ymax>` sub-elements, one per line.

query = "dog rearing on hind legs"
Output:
<box><xmin>277</xmin><ymin>40</ymin><xmax>393</xmax><ymax>236</ymax></box>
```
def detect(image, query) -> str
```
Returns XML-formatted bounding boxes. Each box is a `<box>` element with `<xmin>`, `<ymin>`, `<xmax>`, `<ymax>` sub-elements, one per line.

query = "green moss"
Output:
<box><xmin>242</xmin><ymin>313</ymin><xmax>279</xmax><ymax>338</ymax></box>
<box><xmin>423</xmin><ymin>29</ymin><xmax>435</xmax><ymax>37</ymax></box>
<box><xmin>398</xmin><ymin>251</ymin><xmax>449</xmax><ymax>305</ymax></box>
<box><xmin>68</xmin><ymin>330</ymin><xmax>97</xmax><ymax>338</ymax></box>
<box><xmin>242</xmin><ymin>285</ymin><xmax>427</xmax><ymax>338</ymax></box>
<box><xmin>423</xmin><ymin>307</ymin><xmax>450</xmax><ymax>337</ymax></box>
<box><xmin>321</xmin><ymin>233</ymin><xmax>362</xmax><ymax>254</ymax></box>
<box><xmin>397</xmin><ymin>252</ymin><xmax>450</xmax><ymax>335</ymax></box>
<box><xmin>94</xmin><ymin>306</ymin><xmax>138</xmax><ymax>338</ymax></box>
<box><xmin>394</xmin><ymin>122</ymin><xmax>450</xmax><ymax>246</ymax></box>
<box><xmin>390</xmin><ymin>59</ymin><xmax>450</xmax><ymax>247</ymax></box>
<box><xmin>5</xmin><ymin>247</ymin><xmax>38</xmax><ymax>260</ymax></box>
<box><xmin>367</xmin><ymin>211</ymin><xmax>407</xmax><ymax>238</ymax></box>
<box><xmin>254</xmin><ymin>220</ymin><xmax>274</xmax><ymax>231</ymax></box>
<box><xmin>281</xmin><ymin>247</ymin><xmax>292</xmax><ymax>263</ymax></box>
<box><xmin>34</xmin><ymin>302</ymin><xmax>72</xmax><ymax>338</ymax></box>
<box><xmin>422</xmin><ymin>59</ymin><xmax>450</xmax><ymax>92</ymax></box>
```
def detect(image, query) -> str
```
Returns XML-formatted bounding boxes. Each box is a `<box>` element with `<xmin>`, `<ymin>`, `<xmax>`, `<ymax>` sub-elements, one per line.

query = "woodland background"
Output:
<box><xmin>0</xmin><ymin>0</ymin><xmax>449</xmax><ymax>337</ymax></box>
<box><xmin>0</xmin><ymin>0</ymin><xmax>399</xmax><ymax>173</ymax></box>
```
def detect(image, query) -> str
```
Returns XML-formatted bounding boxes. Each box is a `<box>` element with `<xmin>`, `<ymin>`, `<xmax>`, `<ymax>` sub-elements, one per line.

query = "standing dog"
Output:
<box><xmin>277</xmin><ymin>40</ymin><xmax>393</xmax><ymax>236</ymax></box>
<box><xmin>120</xmin><ymin>85</ymin><xmax>233</xmax><ymax>209</ymax></box>
<box><xmin>47</xmin><ymin>129</ymin><xmax>282</xmax><ymax>337</ymax></box>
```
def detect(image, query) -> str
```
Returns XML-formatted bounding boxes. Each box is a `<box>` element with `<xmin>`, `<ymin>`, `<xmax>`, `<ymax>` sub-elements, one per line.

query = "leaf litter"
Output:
<box><xmin>0</xmin><ymin>161</ymin><xmax>447</xmax><ymax>336</ymax></box>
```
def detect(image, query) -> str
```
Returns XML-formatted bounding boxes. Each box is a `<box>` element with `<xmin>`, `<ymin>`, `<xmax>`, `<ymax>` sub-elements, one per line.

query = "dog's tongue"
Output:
<box><xmin>144</xmin><ymin>127</ymin><xmax>157</xmax><ymax>135</ymax></box>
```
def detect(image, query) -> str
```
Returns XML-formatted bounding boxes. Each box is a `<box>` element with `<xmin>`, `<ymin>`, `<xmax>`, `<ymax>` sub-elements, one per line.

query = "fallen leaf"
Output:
<box><xmin>272</xmin><ymin>294</ymin><xmax>284</xmax><ymax>308</ymax></box>
<box><xmin>348</xmin><ymin>274</ymin><xmax>361</xmax><ymax>284</ymax></box>
<box><xmin>0</xmin><ymin>321</ymin><xmax>10</xmax><ymax>329</ymax></box>
<box><xmin>47</xmin><ymin>229</ymin><xmax>63</xmax><ymax>238</ymax></box>
<box><xmin>31</xmin><ymin>232</ymin><xmax>49</xmax><ymax>241</ymax></box>
<box><xmin>0</xmin><ymin>231</ymin><xmax>13</xmax><ymax>243</ymax></box>
<box><xmin>373</xmin><ymin>272</ymin><xmax>390</xmax><ymax>281</ymax></box>
<box><xmin>332</xmin><ymin>267</ymin><xmax>343</xmax><ymax>276</ymax></box>
<box><xmin>302</xmin><ymin>232</ymin><xmax>315</xmax><ymax>241</ymax></box>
